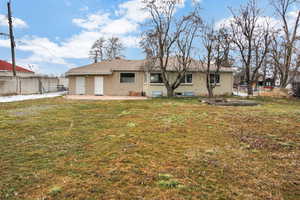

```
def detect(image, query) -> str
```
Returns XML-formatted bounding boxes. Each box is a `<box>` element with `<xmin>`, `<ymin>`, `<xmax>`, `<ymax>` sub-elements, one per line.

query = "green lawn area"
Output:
<box><xmin>0</xmin><ymin>97</ymin><xmax>299</xmax><ymax>200</ymax></box>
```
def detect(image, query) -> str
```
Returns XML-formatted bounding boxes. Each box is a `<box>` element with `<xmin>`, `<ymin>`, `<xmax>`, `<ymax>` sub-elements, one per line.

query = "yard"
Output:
<box><xmin>0</xmin><ymin>97</ymin><xmax>299</xmax><ymax>200</ymax></box>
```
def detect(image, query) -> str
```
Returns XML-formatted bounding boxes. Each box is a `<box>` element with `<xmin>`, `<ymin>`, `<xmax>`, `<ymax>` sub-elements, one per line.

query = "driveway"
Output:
<box><xmin>64</xmin><ymin>95</ymin><xmax>148</xmax><ymax>101</ymax></box>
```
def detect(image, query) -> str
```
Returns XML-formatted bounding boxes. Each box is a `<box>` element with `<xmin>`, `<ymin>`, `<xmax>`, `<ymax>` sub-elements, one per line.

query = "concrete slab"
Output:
<box><xmin>64</xmin><ymin>95</ymin><xmax>148</xmax><ymax>101</ymax></box>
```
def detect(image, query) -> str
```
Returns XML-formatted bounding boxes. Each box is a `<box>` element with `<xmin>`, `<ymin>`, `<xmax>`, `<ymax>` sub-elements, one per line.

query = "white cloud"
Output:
<box><xmin>215</xmin><ymin>16</ymin><xmax>281</xmax><ymax>30</ymax></box>
<box><xmin>0</xmin><ymin>39</ymin><xmax>10</xmax><ymax>48</ymax></box>
<box><xmin>117</xmin><ymin>0</ymin><xmax>150</xmax><ymax>22</ymax></box>
<box><xmin>101</xmin><ymin>18</ymin><xmax>138</xmax><ymax>35</ymax></box>
<box><xmin>0</xmin><ymin>14</ymin><xmax>28</xmax><ymax>28</ymax></box>
<box><xmin>72</xmin><ymin>13</ymin><xmax>110</xmax><ymax>30</ymax></box>
<box><xmin>216</xmin><ymin>10</ymin><xmax>299</xmax><ymax>34</ymax></box>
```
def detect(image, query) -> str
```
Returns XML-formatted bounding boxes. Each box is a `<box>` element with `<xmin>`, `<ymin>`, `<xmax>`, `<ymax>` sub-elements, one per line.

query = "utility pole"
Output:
<box><xmin>7</xmin><ymin>0</ymin><xmax>17</xmax><ymax>76</ymax></box>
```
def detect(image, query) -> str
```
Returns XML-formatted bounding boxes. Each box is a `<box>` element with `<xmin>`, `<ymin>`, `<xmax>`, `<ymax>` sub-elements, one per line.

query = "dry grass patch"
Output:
<box><xmin>0</xmin><ymin>97</ymin><xmax>299</xmax><ymax>199</ymax></box>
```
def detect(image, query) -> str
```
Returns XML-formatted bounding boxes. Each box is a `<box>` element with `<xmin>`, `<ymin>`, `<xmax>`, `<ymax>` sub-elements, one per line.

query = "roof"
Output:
<box><xmin>66</xmin><ymin>57</ymin><xmax>234</xmax><ymax>76</ymax></box>
<box><xmin>0</xmin><ymin>60</ymin><xmax>34</xmax><ymax>73</ymax></box>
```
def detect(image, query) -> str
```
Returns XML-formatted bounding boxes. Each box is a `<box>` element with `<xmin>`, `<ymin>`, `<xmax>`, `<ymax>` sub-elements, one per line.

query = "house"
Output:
<box><xmin>65</xmin><ymin>58</ymin><xmax>234</xmax><ymax>97</ymax></box>
<box><xmin>0</xmin><ymin>60</ymin><xmax>34</xmax><ymax>77</ymax></box>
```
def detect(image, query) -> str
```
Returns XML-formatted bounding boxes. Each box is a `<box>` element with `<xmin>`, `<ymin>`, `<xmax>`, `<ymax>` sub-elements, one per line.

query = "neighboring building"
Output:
<box><xmin>0</xmin><ymin>60</ymin><xmax>35</xmax><ymax>77</ymax></box>
<box><xmin>65</xmin><ymin>58</ymin><xmax>234</xmax><ymax>97</ymax></box>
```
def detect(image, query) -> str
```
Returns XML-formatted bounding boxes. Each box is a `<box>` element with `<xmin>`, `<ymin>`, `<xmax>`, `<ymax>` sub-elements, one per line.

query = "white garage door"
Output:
<box><xmin>94</xmin><ymin>76</ymin><xmax>104</xmax><ymax>95</ymax></box>
<box><xmin>76</xmin><ymin>77</ymin><xmax>85</xmax><ymax>95</ymax></box>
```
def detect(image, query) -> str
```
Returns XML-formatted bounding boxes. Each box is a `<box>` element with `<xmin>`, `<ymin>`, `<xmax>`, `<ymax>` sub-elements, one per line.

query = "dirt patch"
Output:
<box><xmin>260</xmin><ymin>88</ymin><xmax>291</xmax><ymax>98</ymax></box>
<box><xmin>201</xmin><ymin>98</ymin><xmax>259</xmax><ymax>106</ymax></box>
<box><xmin>233</xmin><ymin>130</ymin><xmax>299</xmax><ymax>151</ymax></box>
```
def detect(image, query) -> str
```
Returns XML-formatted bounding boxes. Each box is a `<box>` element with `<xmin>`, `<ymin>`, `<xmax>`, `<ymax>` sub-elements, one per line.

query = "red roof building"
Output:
<box><xmin>0</xmin><ymin>60</ymin><xmax>34</xmax><ymax>76</ymax></box>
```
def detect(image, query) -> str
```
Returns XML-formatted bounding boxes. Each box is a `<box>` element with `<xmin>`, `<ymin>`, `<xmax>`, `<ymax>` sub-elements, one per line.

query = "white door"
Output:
<box><xmin>76</xmin><ymin>77</ymin><xmax>85</xmax><ymax>95</ymax></box>
<box><xmin>94</xmin><ymin>76</ymin><xmax>104</xmax><ymax>95</ymax></box>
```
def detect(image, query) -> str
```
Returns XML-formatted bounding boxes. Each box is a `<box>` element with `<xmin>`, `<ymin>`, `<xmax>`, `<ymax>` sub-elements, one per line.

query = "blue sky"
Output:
<box><xmin>0</xmin><ymin>0</ymin><xmax>289</xmax><ymax>75</ymax></box>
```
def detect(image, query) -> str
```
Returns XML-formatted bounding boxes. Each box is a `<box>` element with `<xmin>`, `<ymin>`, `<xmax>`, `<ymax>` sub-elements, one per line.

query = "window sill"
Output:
<box><xmin>150</xmin><ymin>83</ymin><xmax>164</xmax><ymax>86</ymax></box>
<box><xmin>181</xmin><ymin>83</ymin><xmax>193</xmax><ymax>86</ymax></box>
<box><xmin>211</xmin><ymin>83</ymin><xmax>221</xmax><ymax>86</ymax></box>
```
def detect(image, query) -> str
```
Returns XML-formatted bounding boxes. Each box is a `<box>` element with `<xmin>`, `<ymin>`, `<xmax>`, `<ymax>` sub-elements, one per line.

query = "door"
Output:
<box><xmin>94</xmin><ymin>76</ymin><xmax>104</xmax><ymax>95</ymax></box>
<box><xmin>76</xmin><ymin>77</ymin><xmax>85</xmax><ymax>95</ymax></box>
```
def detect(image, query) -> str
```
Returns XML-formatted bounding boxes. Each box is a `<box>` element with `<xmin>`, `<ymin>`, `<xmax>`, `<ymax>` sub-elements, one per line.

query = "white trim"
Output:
<box><xmin>76</xmin><ymin>77</ymin><xmax>85</xmax><ymax>95</ymax></box>
<box><xmin>94</xmin><ymin>76</ymin><xmax>104</xmax><ymax>95</ymax></box>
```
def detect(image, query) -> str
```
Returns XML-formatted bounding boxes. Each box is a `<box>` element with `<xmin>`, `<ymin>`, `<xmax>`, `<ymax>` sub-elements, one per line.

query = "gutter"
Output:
<box><xmin>65</xmin><ymin>72</ymin><xmax>113</xmax><ymax>76</ymax></box>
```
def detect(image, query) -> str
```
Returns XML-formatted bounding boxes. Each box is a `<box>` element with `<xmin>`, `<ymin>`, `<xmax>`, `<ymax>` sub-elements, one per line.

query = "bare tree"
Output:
<box><xmin>172</xmin><ymin>10</ymin><xmax>202</xmax><ymax>94</ymax></box>
<box><xmin>270</xmin><ymin>0</ymin><xmax>300</xmax><ymax>88</ymax></box>
<box><xmin>200</xmin><ymin>25</ymin><xmax>232</xmax><ymax>98</ymax></box>
<box><xmin>252</xmin><ymin>23</ymin><xmax>272</xmax><ymax>88</ymax></box>
<box><xmin>89</xmin><ymin>37</ymin><xmax>106</xmax><ymax>63</ymax></box>
<box><xmin>105</xmin><ymin>37</ymin><xmax>124</xmax><ymax>60</ymax></box>
<box><xmin>229</xmin><ymin>0</ymin><xmax>272</xmax><ymax>95</ymax></box>
<box><xmin>141</xmin><ymin>0</ymin><xmax>201</xmax><ymax>97</ymax></box>
<box><xmin>270</xmin><ymin>32</ymin><xmax>284</xmax><ymax>86</ymax></box>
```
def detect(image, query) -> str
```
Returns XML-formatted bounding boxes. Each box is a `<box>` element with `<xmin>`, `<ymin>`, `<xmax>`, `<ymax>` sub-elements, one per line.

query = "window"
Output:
<box><xmin>120</xmin><ymin>73</ymin><xmax>135</xmax><ymax>83</ymax></box>
<box><xmin>181</xmin><ymin>73</ymin><xmax>193</xmax><ymax>84</ymax></box>
<box><xmin>150</xmin><ymin>73</ymin><xmax>163</xmax><ymax>83</ymax></box>
<box><xmin>210</xmin><ymin>73</ymin><xmax>220</xmax><ymax>84</ymax></box>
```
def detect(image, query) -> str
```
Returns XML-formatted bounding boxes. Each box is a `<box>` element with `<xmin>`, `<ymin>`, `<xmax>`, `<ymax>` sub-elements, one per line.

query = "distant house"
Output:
<box><xmin>0</xmin><ymin>60</ymin><xmax>34</xmax><ymax>77</ymax></box>
<box><xmin>66</xmin><ymin>58</ymin><xmax>234</xmax><ymax>97</ymax></box>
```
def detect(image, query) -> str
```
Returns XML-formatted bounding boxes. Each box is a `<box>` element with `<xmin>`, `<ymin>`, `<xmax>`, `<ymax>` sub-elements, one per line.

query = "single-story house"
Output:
<box><xmin>0</xmin><ymin>60</ymin><xmax>34</xmax><ymax>77</ymax></box>
<box><xmin>65</xmin><ymin>58</ymin><xmax>234</xmax><ymax>97</ymax></box>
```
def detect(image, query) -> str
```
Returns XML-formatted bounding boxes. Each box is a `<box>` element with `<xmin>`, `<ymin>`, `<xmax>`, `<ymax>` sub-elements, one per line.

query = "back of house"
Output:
<box><xmin>65</xmin><ymin>58</ymin><xmax>234</xmax><ymax>97</ymax></box>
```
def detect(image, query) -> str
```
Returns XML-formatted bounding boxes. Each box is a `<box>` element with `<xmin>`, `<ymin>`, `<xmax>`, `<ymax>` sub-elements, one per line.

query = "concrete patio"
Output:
<box><xmin>64</xmin><ymin>95</ymin><xmax>148</xmax><ymax>101</ymax></box>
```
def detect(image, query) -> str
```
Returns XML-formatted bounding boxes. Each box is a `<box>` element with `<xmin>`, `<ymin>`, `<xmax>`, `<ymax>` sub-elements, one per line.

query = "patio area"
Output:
<box><xmin>64</xmin><ymin>95</ymin><xmax>148</xmax><ymax>101</ymax></box>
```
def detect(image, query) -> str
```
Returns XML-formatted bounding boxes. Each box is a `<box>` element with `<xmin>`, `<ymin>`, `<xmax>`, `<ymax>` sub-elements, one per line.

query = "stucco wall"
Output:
<box><xmin>143</xmin><ymin>72</ymin><xmax>233</xmax><ymax>97</ymax></box>
<box><xmin>85</xmin><ymin>76</ymin><xmax>95</xmax><ymax>95</ymax></box>
<box><xmin>0</xmin><ymin>71</ymin><xmax>35</xmax><ymax>77</ymax></box>
<box><xmin>0</xmin><ymin>76</ymin><xmax>59</xmax><ymax>96</ymax></box>
<box><xmin>104</xmin><ymin>72</ymin><xmax>144</xmax><ymax>96</ymax></box>
<box><xmin>58</xmin><ymin>77</ymin><xmax>69</xmax><ymax>88</ymax></box>
<box><xmin>68</xmin><ymin>72</ymin><xmax>233</xmax><ymax>96</ymax></box>
<box><xmin>68</xmin><ymin>75</ymin><xmax>94</xmax><ymax>95</ymax></box>
<box><xmin>0</xmin><ymin>77</ymin><xmax>17</xmax><ymax>95</ymax></box>
<box><xmin>68</xmin><ymin>76</ymin><xmax>76</xmax><ymax>95</ymax></box>
<box><xmin>68</xmin><ymin>72</ymin><xmax>144</xmax><ymax>96</ymax></box>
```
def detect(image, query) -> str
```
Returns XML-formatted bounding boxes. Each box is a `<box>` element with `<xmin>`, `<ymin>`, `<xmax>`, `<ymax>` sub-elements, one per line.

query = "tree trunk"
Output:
<box><xmin>247</xmin><ymin>82</ymin><xmax>253</xmax><ymax>96</ymax></box>
<box><xmin>280</xmin><ymin>72</ymin><xmax>289</xmax><ymax>88</ymax></box>
<box><xmin>167</xmin><ymin>87</ymin><xmax>174</xmax><ymax>97</ymax></box>
<box><xmin>208</xmin><ymin>87</ymin><xmax>213</xmax><ymax>99</ymax></box>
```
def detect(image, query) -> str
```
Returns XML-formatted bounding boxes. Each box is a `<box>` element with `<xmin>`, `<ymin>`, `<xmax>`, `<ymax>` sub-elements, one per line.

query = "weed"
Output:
<box><xmin>49</xmin><ymin>186</ymin><xmax>62</xmax><ymax>196</ymax></box>
<box><xmin>127</xmin><ymin>122</ymin><xmax>137</xmax><ymax>128</ymax></box>
<box><xmin>158</xmin><ymin>180</ymin><xmax>180</xmax><ymax>188</ymax></box>
<box><xmin>158</xmin><ymin>173</ymin><xmax>173</xmax><ymax>180</ymax></box>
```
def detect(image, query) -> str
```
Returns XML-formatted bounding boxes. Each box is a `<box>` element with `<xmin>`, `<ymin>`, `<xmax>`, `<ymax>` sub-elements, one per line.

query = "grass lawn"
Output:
<box><xmin>0</xmin><ymin>97</ymin><xmax>299</xmax><ymax>200</ymax></box>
